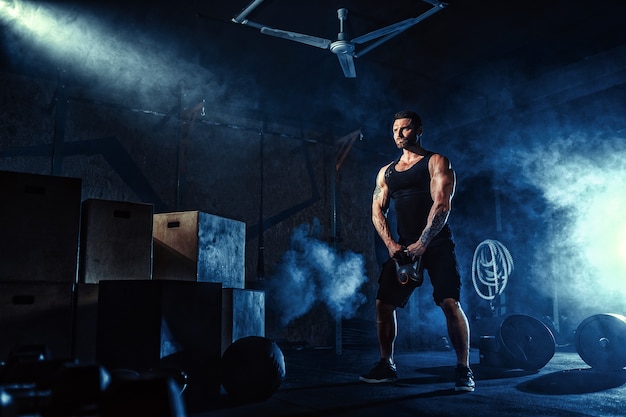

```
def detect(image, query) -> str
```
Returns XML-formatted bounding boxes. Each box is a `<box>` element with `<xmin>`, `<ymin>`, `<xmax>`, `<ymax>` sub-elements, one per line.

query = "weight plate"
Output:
<box><xmin>575</xmin><ymin>313</ymin><xmax>626</xmax><ymax>371</ymax></box>
<box><xmin>498</xmin><ymin>314</ymin><xmax>556</xmax><ymax>370</ymax></box>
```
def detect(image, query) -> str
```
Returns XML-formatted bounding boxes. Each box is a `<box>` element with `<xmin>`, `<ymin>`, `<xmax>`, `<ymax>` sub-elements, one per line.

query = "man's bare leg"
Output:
<box><xmin>359</xmin><ymin>300</ymin><xmax>399</xmax><ymax>383</ymax></box>
<box><xmin>440</xmin><ymin>297</ymin><xmax>475</xmax><ymax>391</ymax></box>
<box><xmin>440</xmin><ymin>297</ymin><xmax>470</xmax><ymax>366</ymax></box>
<box><xmin>376</xmin><ymin>299</ymin><xmax>397</xmax><ymax>363</ymax></box>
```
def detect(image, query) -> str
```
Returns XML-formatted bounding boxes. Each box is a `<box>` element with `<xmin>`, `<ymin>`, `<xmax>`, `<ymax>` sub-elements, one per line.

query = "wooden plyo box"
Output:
<box><xmin>79</xmin><ymin>199</ymin><xmax>154</xmax><ymax>283</ymax></box>
<box><xmin>152</xmin><ymin>211</ymin><xmax>246</xmax><ymax>288</ymax></box>
<box><xmin>0</xmin><ymin>282</ymin><xmax>74</xmax><ymax>361</ymax></box>
<box><xmin>0</xmin><ymin>170</ymin><xmax>81</xmax><ymax>282</ymax></box>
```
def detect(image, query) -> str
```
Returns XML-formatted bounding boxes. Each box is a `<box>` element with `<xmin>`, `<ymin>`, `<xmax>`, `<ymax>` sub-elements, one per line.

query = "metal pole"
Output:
<box><xmin>256</xmin><ymin>127</ymin><xmax>266</xmax><ymax>286</ymax></box>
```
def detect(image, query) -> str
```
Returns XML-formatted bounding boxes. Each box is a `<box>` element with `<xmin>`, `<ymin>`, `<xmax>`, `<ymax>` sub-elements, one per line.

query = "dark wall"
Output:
<box><xmin>0</xmin><ymin>71</ymin><xmax>383</xmax><ymax>346</ymax></box>
<box><xmin>2</xmin><ymin>0</ymin><xmax>626</xmax><ymax>350</ymax></box>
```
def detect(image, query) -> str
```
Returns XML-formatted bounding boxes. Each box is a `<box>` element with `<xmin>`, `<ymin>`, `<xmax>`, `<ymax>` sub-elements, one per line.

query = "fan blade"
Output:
<box><xmin>352</xmin><ymin>2</ymin><xmax>446</xmax><ymax>57</ymax></box>
<box><xmin>232</xmin><ymin>0</ymin><xmax>266</xmax><ymax>23</ymax></box>
<box><xmin>260</xmin><ymin>27</ymin><xmax>332</xmax><ymax>49</ymax></box>
<box><xmin>336</xmin><ymin>54</ymin><xmax>356</xmax><ymax>78</ymax></box>
<box><xmin>351</xmin><ymin>17</ymin><xmax>418</xmax><ymax>45</ymax></box>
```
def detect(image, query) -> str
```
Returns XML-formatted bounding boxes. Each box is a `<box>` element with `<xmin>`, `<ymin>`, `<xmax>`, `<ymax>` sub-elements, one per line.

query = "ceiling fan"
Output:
<box><xmin>232</xmin><ymin>0</ymin><xmax>448</xmax><ymax>78</ymax></box>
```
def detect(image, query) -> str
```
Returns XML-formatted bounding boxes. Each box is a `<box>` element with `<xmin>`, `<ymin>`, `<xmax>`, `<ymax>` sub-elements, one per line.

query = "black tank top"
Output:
<box><xmin>384</xmin><ymin>152</ymin><xmax>443</xmax><ymax>246</ymax></box>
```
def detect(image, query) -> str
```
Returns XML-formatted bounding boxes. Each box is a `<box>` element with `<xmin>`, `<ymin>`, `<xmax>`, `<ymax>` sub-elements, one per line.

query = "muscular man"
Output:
<box><xmin>359</xmin><ymin>110</ymin><xmax>475</xmax><ymax>392</ymax></box>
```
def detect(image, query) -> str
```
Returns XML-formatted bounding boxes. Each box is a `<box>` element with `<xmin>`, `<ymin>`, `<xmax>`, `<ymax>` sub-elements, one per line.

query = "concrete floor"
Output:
<box><xmin>194</xmin><ymin>345</ymin><xmax>626</xmax><ymax>417</ymax></box>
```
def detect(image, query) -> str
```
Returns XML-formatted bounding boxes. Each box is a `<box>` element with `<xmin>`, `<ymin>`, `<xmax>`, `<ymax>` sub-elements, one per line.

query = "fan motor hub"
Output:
<box><xmin>330</xmin><ymin>40</ymin><xmax>354</xmax><ymax>55</ymax></box>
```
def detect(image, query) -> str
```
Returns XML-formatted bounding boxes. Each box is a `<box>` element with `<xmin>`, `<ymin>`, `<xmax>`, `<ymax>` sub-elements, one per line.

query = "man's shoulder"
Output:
<box><xmin>426</xmin><ymin>152</ymin><xmax>451</xmax><ymax>163</ymax></box>
<box><xmin>424</xmin><ymin>150</ymin><xmax>443</xmax><ymax>158</ymax></box>
<box><xmin>379</xmin><ymin>159</ymin><xmax>397</xmax><ymax>170</ymax></box>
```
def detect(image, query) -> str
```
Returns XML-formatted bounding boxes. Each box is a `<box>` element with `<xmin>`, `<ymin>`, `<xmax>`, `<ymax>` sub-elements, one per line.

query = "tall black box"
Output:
<box><xmin>73</xmin><ymin>283</ymin><xmax>99</xmax><ymax>363</ymax></box>
<box><xmin>79</xmin><ymin>199</ymin><xmax>154</xmax><ymax>283</ymax></box>
<box><xmin>0</xmin><ymin>282</ymin><xmax>74</xmax><ymax>361</ymax></box>
<box><xmin>0</xmin><ymin>170</ymin><xmax>81</xmax><ymax>282</ymax></box>
<box><xmin>96</xmin><ymin>280</ymin><xmax>222</xmax><ymax>411</ymax></box>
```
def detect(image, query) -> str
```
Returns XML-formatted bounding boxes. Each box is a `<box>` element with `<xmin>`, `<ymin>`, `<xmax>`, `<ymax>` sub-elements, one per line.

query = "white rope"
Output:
<box><xmin>471</xmin><ymin>239</ymin><xmax>514</xmax><ymax>300</ymax></box>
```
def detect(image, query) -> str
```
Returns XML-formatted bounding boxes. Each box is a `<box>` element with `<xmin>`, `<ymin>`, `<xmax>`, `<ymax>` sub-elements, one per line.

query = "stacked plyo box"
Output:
<box><xmin>0</xmin><ymin>170</ymin><xmax>82</xmax><ymax>361</ymax></box>
<box><xmin>79</xmin><ymin>198</ymin><xmax>154</xmax><ymax>284</ymax></box>
<box><xmin>95</xmin><ymin>279</ymin><xmax>223</xmax><ymax>411</ymax></box>
<box><xmin>152</xmin><ymin>210</ymin><xmax>245</xmax><ymax>286</ymax></box>
<box><xmin>0</xmin><ymin>170</ymin><xmax>264</xmax><ymax>410</ymax></box>
<box><xmin>0</xmin><ymin>170</ymin><xmax>82</xmax><ymax>283</ymax></box>
<box><xmin>96</xmin><ymin>210</ymin><xmax>265</xmax><ymax>410</ymax></box>
<box><xmin>152</xmin><ymin>211</ymin><xmax>265</xmax><ymax>354</ymax></box>
<box><xmin>75</xmin><ymin>198</ymin><xmax>155</xmax><ymax>363</ymax></box>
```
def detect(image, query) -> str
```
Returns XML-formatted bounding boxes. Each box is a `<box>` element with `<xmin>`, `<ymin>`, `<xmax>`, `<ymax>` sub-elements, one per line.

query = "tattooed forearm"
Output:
<box><xmin>372</xmin><ymin>206</ymin><xmax>392</xmax><ymax>241</ymax></box>
<box><xmin>373</xmin><ymin>216</ymin><xmax>387</xmax><ymax>237</ymax></box>
<box><xmin>373</xmin><ymin>185</ymin><xmax>382</xmax><ymax>200</ymax></box>
<box><xmin>419</xmin><ymin>211</ymin><xmax>448</xmax><ymax>247</ymax></box>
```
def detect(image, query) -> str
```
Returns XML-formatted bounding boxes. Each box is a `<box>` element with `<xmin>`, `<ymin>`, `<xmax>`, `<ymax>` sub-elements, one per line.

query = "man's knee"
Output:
<box><xmin>439</xmin><ymin>297</ymin><xmax>461</xmax><ymax>316</ymax></box>
<box><xmin>376</xmin><ymin>300</ymin><xmax>396</xmax><ymax>321</ymax></box>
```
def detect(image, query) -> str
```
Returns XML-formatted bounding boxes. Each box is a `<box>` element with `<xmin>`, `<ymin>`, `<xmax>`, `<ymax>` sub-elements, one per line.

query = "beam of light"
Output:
<box><xmin>1</xmin><ymin>1</ymin><xmax>97</xmax><ymax>62</ymax></box>
<box><xmin>0</xmin><ymin>1</ymin><xmax>19</xmax><ymax>19</ymax></box>
<box><xmin>517</xmin><ymin>133</ymin><xmax>626</xmax><ymax>316</ymax></box>
<box><xmin>0</xmin><ymin>0</ymin><xmax>235</xmax><ymax>110</ymax></box>
<box><xmin>1</xmin><ymin>0</ymin><xmax>52</xmax><ymax>30</ymax></box>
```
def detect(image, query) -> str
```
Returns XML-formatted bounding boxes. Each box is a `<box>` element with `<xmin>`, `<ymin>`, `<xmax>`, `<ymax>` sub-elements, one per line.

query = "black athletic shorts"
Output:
<box><xmin>376</xmin><ymin>234</ymin><xmax>462</xmax><ymax>308</ymax></box>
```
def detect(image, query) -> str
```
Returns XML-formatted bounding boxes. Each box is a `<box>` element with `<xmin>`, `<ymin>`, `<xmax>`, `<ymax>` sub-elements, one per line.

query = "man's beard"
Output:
<box><xmin>400</xmin><ymin>136</ymin><xmax>418</xmax><ymax>148</ymax></box>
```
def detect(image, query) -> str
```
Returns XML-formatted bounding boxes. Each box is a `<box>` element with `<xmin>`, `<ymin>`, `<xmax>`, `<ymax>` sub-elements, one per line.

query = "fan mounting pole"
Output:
<box><xmin>330</xmin><ymin>8</ymin><xmax>356</xmax><ymax>77</ymax></box>
<box><xmin>337</xmin><ymin>8</ymin><xmax>348</xmax><ymax>40</ymax></box>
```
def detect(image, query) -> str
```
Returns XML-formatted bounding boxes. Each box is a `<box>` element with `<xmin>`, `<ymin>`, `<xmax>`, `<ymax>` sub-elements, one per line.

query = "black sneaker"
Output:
<box><xmin>359</xmin><ymin>360</ymin><xmax>398</xmax><ymax>383</ymax></box>
<box><xmin>455</xmin><ymin>364</ymin><xmax>475</xmax><ymax>392</ymax></box>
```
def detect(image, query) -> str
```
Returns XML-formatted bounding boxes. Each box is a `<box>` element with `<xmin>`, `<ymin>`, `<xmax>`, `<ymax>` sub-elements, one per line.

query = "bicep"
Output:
<box><xmin>372</xmin><ymin>167</ymin><xmax>390</xmax><ymax>214</ymax></box>
<box><xmin>430</xmin><ymin>155</ymin><xmax>455</xmax><ymax>205</ymax></box>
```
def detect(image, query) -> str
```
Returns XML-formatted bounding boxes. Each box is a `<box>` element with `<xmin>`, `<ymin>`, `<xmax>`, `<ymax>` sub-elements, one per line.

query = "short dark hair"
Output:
<box><xmin>393</xmin><ymin>110</ymin><xmax>422</xmax><ymax>127</ymax></box>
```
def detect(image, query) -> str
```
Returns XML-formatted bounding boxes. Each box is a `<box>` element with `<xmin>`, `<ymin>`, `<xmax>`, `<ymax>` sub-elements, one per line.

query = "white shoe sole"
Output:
<box><xmin>359</xmin><ymin>376</ymin><xmax>398</xmax><ymax>383</ymax></box>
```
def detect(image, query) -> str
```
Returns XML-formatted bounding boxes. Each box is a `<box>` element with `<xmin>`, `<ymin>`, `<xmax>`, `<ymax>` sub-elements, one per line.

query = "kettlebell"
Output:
<box><xmin>396</xmin><ymin>255</ymin><xmax>423</xmax><ymax>286</ymax></box>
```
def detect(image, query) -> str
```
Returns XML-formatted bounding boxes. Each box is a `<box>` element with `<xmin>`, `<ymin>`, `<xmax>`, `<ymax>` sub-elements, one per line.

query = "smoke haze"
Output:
<box><xmin>2</xmin><ymin>0</ymin><xmax>625</xmax><ymax>333</ymax></box>
<box><xmin>266</xmin><ymin>219</ymin><xmax>368</xmax><ymax>326</ymax></box>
